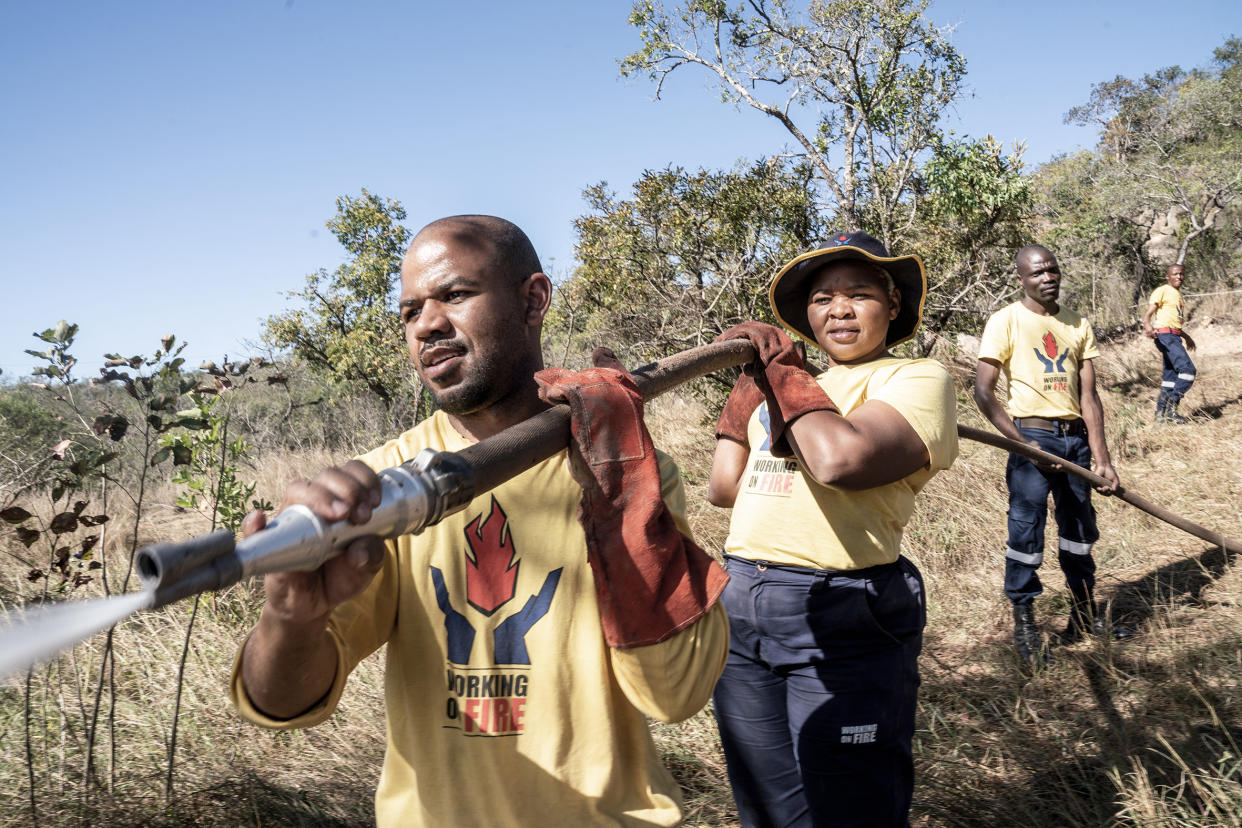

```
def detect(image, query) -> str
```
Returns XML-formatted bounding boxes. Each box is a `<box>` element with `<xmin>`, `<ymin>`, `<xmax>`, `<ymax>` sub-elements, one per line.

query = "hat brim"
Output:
<box><xmin>768</xmin><ymin>246</ymin><xmax>927</xmax><ymax>352</ymax></box>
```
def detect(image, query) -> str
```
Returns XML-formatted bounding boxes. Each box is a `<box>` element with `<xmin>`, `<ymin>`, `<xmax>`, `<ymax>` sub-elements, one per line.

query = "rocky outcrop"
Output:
<box><xmin>1139</xmin><ymin>206</ymin><xmax>1183</xmax><ymax>265</ymax></box>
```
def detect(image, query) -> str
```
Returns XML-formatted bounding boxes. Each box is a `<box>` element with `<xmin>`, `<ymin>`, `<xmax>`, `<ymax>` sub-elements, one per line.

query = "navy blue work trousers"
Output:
<box><xmin>712</xmin><ymin>554</ymin><xmax>925</xmax><ymax>828</ymax></box>
<box><xmin>1155</xmin><ymin>332</ymin><xmax>1196</xmax><ymax>404</ymax></box>
<box><xmin>1003</xmin><ymin>425</ymin><xmax>1099</xmax><ymax>605</ymax></box>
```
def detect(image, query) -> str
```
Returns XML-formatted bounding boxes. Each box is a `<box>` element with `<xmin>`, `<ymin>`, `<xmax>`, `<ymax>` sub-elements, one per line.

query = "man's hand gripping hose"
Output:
<box><xmin>136</xmin><ymin>450</ymin><xmax>475</xmax><ymax>609</ymax></box>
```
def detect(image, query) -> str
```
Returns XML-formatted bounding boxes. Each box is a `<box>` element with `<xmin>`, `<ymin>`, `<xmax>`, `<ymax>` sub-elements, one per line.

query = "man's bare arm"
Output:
<box><xmin>239</xmin><ymin>461</ymin><xmax>386</xmax><ymax>719</ymax></box>
<box><xmin>973</xmin><ymin>359</ymin><xmax>1029</xmax><ymax>445</ymax></box>
<box><xmin>1142</xmin><ymin>303</ymin><xmax>1159</xmax><ymax>338</ymax></box>
<box><xmin>1078</xmin><ymin>359</ymin><xmax>1119</xmax><ymax>493</ymax></box>
<box><xmin>973</xmin><ymin>358</ymin><xmax>1062</xmax><ymax>471</ymax></box>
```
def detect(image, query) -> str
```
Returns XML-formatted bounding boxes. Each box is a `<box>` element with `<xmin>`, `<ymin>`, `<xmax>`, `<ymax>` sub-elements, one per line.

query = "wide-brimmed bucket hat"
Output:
<box><xmin>768</xmin><ymin>231</ymin><xmax>927</xmax><ymax>350</ymax></box>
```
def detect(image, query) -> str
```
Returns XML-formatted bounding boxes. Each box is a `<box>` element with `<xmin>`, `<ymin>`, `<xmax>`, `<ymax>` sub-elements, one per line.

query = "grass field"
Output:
<box><xmin>3</xmin><ymin>317</ymin><xmax>1241</xmax><ymax>826</ymax></box>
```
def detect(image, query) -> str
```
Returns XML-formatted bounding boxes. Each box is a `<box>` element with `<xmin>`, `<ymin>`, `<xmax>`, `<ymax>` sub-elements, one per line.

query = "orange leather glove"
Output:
<box><xmin>714</xmin><ymin>373</ymin><xmax>766</xmax><ymax>444</ymax></box>
<box><xmin>714</xmin><ymin>322</ymin><xmax>838</xmax><ymax>457</ymax></box>
<box><xmin>534</xmin><ymin>349</ymin><xmax>727</xmax><ymax>649</ymax></box>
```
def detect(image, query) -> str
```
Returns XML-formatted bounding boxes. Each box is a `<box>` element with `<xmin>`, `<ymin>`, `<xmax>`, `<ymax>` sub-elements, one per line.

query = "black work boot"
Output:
<box><xmin>1166</xmin><ymin>401</ymin><xmax>1189</xmax><ymax>424</ymax></box>
<box><xmin>1013</xmin><ymin>603</ymin><xmax>1054</xmax><ymax>667</ymax></box>
<box><xmin>1154</xmin><ymin>395</ymin><xmax>1170</xmax><ymax>423</ymax></box>
<box><xmin>1064</xmin><ymin>591</ymin><xmax>1134</xmax><ymax>642</ymax></box>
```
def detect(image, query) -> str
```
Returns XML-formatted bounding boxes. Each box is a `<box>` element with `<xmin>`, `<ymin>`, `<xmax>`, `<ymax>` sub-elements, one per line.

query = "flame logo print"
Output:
<box><xmin>1032</xmin><ymin>331</ymin><xmax>1070</xmax><ymax>374</ymax></box>
<box><xmin>464</xmin><ymin>496</ymin><xmax>519</xmax><ymax>615</ymax></box>
<box><xmin>1042</xmin><ymin>332</ymin><xmax>1058</xmax><ymax>359</ymax></box>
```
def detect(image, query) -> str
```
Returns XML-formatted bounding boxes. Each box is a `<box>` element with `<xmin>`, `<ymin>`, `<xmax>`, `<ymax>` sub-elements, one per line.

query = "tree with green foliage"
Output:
<box><xmin>1064</xmin><ymin>36</ymin><xmax>1242</xmax><ymax>268</ymax></box>
<box><xmin>553</xmin><ymin>159</ymin><xmax>820</xmax><ymax>394</ymax></box>
<box><xmin>913</xmin><ymin>133</ymin><xmax>1033</xmax><ymax>343</ymax></box>
<box><xmin>622</xmin><ymin>0</ymin><xmax>965</xmax><ymax>249</ymax></box>
<box><xmin>264</xmin><ymin>190</ymin><xmax>420</xmax><ymax>410</ymax></box>
<box><xmin>159</xmin><ymin>360</ymin><xmax>274</xmax><ymax>534</ymax></box>
<box><xmin>0</xmin><ymin>387</ymin><xmax>66</xmax><ymax>501</ymax></box>
<box><xmin>1029</xmin><ymin>150</ymin><xmax>1153</xmax><ymax>323</ymax></box>
<box><xmin>8</xmin><ymin>323</ymin><xmax>213</xmax><ymax>818</ymax></box>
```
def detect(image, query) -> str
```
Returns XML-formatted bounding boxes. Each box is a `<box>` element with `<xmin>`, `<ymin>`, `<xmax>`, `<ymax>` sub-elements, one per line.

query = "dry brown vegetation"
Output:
<box><xmin>3</xmin><ymin>317</ymin><xmax>1242</xmax><ymax>826</ymax></box>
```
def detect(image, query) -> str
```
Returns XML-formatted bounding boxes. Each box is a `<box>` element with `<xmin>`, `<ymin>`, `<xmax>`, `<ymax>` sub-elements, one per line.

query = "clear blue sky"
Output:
<box><xmin>2</xmin><ymin>0</ymin><xmax>1238</xmax><ymax>377</ymax></box>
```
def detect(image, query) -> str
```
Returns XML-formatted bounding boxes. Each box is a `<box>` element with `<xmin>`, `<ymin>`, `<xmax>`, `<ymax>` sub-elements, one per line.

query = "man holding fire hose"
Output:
<box><xmin>230</xmin><ymin>215</ymin><xmax>728</xmax><ymax>827</ymax></box>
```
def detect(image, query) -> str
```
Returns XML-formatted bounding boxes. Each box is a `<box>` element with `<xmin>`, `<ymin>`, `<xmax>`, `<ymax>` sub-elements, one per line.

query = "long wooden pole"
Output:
<box><xmin>958</xmin><ymin>423</ymin><xmax>1241</xmax><ymax>556</ymax></box>
<box><xmin>459</xmin><ymin>338</ymin><xmax>1242</xmax><ymax>557</ymax></box>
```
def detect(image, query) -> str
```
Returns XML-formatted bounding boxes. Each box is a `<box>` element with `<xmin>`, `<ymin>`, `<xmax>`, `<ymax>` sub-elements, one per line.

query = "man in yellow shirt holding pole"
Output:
<box><xmin>974</xmin><ymin>244</ymin><xmax>1129</xmax><ymax>667</ymax></box>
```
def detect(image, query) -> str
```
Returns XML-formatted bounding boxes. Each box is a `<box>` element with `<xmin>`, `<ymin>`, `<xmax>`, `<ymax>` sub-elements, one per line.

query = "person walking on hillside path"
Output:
<box><xmin>708</xmin><ymin>232</ymin><xmax>958</xmax><ymax>826</ymax></box>
<box><xmin>974</xmin><ymin>244</ymin><xmax>1130</xmax><ymax>668</ymax></box>
<box><xmin>1142</xmin><ymin>263</ymin><xmax>1197</xmax><ymax>424</ymax></box>
<box><xmin>229</xmin><ymin>215</ymin><xmax>729</xmax><ymax>827</ymax></box>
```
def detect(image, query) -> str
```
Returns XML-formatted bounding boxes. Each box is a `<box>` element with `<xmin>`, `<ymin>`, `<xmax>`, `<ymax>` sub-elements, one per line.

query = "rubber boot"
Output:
<box><xmin>1154</xmin><ymin>393</ymin><xmax>1171</xmax><ymax>423</ymax></box>
<box><xmin>1013</xmin><ymin>603</ymin><xmax>1053</xmax><ymax>667</ymax></box>
<box><xmin>1064</xmin><ymin>590</ymin><xmax>1134</xmax><ymax>642</ymax></box>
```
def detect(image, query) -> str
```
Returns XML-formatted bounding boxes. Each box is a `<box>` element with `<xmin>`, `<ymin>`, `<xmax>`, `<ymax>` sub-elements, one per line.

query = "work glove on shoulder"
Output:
<box><xmin>713</xmin><ymin>322</ymin><xmax>838</xmax><ymax>458</ymax></box>
<box><xmin>534</xmin><ymin>348</ymin><xmax>728</xmax><ymax>649</ymax></box>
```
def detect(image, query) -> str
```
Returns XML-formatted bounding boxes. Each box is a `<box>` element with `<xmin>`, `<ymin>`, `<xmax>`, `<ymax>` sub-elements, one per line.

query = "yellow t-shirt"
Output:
<box><xmin>723</xmin><ymin>357</ymin><xmax>958</xmax><ymax>571</ymax></box>
<box><xmin>1149</xmin><ymin>284</ymin><xmax>1184</xmax><ymax>330</ymax></box>
<box><xmin>230</xmin><ymin>411</ymin><xmax>728</xmax><ymax>827</ymax></box>
<box><xmin>977</xmin><ymin>302</ymin><xmax>1100</xmax><ymax>419</ymax></box>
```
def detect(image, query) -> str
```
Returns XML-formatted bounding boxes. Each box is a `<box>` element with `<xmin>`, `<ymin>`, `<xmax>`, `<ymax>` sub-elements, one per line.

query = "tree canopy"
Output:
<box><xmin>263</xmin><ymin>190</ymin><xmax>419</xmax><ymax>411</ymax></box>
<box><xmin>1065</xmin><ymin>37</ymin><xmax>1242</xmax><ymax>267</ymax></box>
<box><xmin>551</xmin><ymin>159</ymin><xmax>820</xmax><ymax>390</ymax></box>
<box><xmin>623</xmin><ymin>0</ymin><xmax>965</xmax><ymax>250</ymax></box>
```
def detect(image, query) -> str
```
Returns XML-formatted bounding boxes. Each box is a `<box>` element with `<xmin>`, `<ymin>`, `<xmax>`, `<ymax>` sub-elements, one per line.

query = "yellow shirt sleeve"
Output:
<box><xmin>1080</xmin><ymin>319</ymin><xmax>1100</xmax><ymax>361</ymax></box>
<box><xmin>868</xmin><ymin>359</ymin><xmax>959</xmax><ymax>472</ymax></box>
<box><xmin>607</xmin><ymin>449</ymin><xmax>729</xmax><ymax>723</ymax></box>
<box><xmin>977</xmin><ymin>308</ymin><xmax>1012</xmax><ymax>365</ymax></box>
<box><xmin>228</xmin><ymin>625</ymin><xmax>351</xmax><ymax>730</ymax></box>
<box><xmin>610</xmin><ymin>602</ymin><xmax>729</xmax><ymax>723</ymax></box>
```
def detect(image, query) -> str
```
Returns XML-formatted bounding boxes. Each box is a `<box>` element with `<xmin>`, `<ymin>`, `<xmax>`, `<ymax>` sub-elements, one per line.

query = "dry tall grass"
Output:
<box><xmin>3</xmin><ymin>320</ymin><xmax>1242</xmax><ymax>826</ymax></box>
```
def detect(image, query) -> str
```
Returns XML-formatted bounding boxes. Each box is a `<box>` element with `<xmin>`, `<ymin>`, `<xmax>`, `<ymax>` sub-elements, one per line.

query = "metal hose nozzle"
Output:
<box><xmin>136</xmin><ymin>449</ymin><xmax>476</xmax><ymax>609</ymax></box>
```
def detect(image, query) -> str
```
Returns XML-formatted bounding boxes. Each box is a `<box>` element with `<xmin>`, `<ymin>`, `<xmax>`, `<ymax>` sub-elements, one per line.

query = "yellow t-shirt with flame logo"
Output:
<box><xmin>978</xmin><ymin>301</ymin><xmax>1100</xmax><ymax>420</ymax></box>
<box><xmin>230</xmin><ymin>411</ymin><xmax>728</xmax><ymax>827</ymax></box>
<box><xmin>724</xmin><ymin>357</ymin><xmax>958</xmax><ymax>571</ymax></box>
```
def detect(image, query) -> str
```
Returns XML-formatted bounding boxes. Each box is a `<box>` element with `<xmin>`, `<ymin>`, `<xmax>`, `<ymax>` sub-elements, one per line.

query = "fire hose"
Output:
<box><xmin>135</xmin><ymin>339</ymin><xmax>758</xmax><ymax>608</ymax></box>
<box><xmin>135</xmin><ymin>339</ymin><xmax>1241</xmax><ymax>610</ymax></box>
